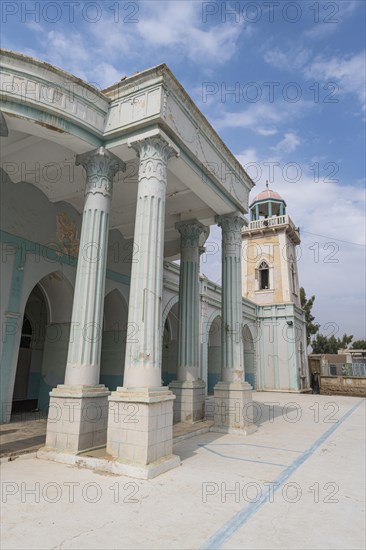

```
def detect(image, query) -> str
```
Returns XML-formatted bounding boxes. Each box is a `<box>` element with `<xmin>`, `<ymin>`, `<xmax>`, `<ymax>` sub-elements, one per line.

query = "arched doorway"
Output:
<box><xmin>162</xmin><ymin>302</ymin><xmax>178</xmax><ymax>386</ymax></box>
<box><xmin>12</xmin><ymin>285</ymin><xmax>48</xmax><ymax>415</ymax></box>
<box><xmin>35</xmin><ymin>272</ymin><xmax>74</xmax><ymax>411</ymax></box>
<box><xmin>12</xmin><ymin>317</ymin><xmax>33</xmax><ymax>407</ymax></box>
<box><xmin>100</xmin><ymin>289</ymin><xmax>128</xmax><ymax>390</ymax></box>
<box><xmin>207</xmin><ymin>315</ymin><xmax>222</xmax><ymax>394</ymax></box>
<box><xmin>243</xmin><ymin>324</ymin><xmax>256</xmax><ymax>389</ymax></box>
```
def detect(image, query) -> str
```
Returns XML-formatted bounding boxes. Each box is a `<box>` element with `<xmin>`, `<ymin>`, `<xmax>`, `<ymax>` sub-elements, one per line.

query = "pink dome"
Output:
<box><xmin>250</xmin><ymin>187</ymin><xmax>284</xmax><ymax>206</ymax></box>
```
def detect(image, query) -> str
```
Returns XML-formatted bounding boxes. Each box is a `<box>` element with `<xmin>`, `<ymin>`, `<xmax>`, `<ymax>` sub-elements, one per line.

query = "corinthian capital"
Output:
<box><xmin>128</xmin><ymin>135</ymin><xmax>179</xmax><ymax>183</ymax></box>
<box><xmin>217</xmin><ymin>213</ymin><xmax>245</xmax><ymax>232</ymax></box>
<box><xmin>175</xmin><ymin>220</ymin><xmax>208</xmax><ymax>249</ymax></box>
<box><xmin>76</xmin><ymin>147</ymin><xmax>126</xmax><ymax>197</ymax></box>
<box><xmin>130</xmin><ymin>135</ymin><xmax>179</xmax><ymax>163</ymax></box>
<box><xmin>216</xmin><ymin>213</ymin><xmax>246</xmax><ymax>248</ymax></box>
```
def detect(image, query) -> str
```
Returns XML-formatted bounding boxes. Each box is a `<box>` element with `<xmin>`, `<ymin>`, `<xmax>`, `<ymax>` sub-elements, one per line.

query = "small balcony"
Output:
<box><xmin>243</xmin><ymin>215</ymin><xmax>300</xmax><ymax>242</ymax></box>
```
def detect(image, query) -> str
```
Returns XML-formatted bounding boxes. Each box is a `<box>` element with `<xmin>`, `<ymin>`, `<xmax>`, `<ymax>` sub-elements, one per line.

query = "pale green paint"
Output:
<box><xmin>0</xmin><ymin>244</ymin><xmax>26</xmax><ymax>421</ymax></box>
<box><xmin>0</xmin><ymin>230</ymin><xmax>130</xmax><ymax>286</ymax></box>
<box><xmin>1</xmin><ymin>100</ymin><xmax>104</xmax><ymax>146</ymax></box>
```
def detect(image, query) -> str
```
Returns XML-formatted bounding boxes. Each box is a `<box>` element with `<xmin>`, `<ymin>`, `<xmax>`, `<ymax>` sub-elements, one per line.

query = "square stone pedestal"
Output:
<box><xmin>42</xmin><ymin>384</ymin><xmax>110</xmax><ymax>454</ymax></box>
<box><xmin>169</xmin><ymin>380</ymin><xmax>205</xmax><ymax>423</ymax></box>
<box><xmin>106</xmin><ymin>387</ymin><xmax>180</xmax><ymax>478</ymax></box>
<box><xmin>213</xmin><ymin>381</ymin><xmax>257</xmax><ymax>435</ymax></box>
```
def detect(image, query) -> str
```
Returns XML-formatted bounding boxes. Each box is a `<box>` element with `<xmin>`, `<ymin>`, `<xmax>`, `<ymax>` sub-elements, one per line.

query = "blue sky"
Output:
<box><xmin>1</xmin><ymin>0</ymin><xmax>365</xmax><ymax>340</ymax></box>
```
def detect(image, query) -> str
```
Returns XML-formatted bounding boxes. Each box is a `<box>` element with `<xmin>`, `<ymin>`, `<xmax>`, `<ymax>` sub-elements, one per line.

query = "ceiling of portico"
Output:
<box><xmin>1</xmin><ymin>114</ymin><xmax>227</xmax><ymax>257</ymax></box>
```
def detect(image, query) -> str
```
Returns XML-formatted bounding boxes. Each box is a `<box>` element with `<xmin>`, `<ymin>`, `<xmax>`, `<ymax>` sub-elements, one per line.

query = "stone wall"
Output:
<box><xmin>320</xmin><ymin>376</ymin><xmax>366</xmax><ymax>397</ymax></box>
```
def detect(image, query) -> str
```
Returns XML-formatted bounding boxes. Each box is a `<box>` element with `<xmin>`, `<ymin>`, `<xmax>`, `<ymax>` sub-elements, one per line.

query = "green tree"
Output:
<box><xmin>351</xmin><ymin>339</ymin><xmax>366</xmax><ymax>349</ymax></box>
<box><xmin>300</xmin><ymin>287</ymin><xmax>320</xmax><ymax>346</ymax></box>
<box><xmin>311</xmin><ymin>333</ymin><xmax>353</xmax><ymax>354</ymax></box>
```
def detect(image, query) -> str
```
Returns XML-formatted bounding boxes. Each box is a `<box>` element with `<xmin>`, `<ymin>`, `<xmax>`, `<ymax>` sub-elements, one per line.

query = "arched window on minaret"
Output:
<box><xmin>259</xmin><ymin>261</ymin><xmax>270</xmax><ymax>290</ymax></box>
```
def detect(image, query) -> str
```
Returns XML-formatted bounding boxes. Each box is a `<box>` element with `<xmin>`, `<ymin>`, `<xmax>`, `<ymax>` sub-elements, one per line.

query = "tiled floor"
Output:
<box><xmin>0</xmin><ymin>407</ymin><xmax>214</xmax><ymax>459</ymax></box>
<box><xmin>1</xmin><ymin>393</ymin><xmax>365</xmax><ymax>549</ymax></box>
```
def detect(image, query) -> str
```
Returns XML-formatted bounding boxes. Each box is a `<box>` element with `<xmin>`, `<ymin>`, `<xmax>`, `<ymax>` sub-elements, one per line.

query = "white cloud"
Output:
<box><xmin>91</xmin><ymin>63</ymin><xmax>122</xmax><ymax>89</ymax></box>
<box><xmin>304</xmin><ymin>51</ymin><xmax>366</xmax><ymax>112</ymax></box>
<box><xmin>135</xmin><ymin>2</ymin><xmax>244</xmax><ymax>63</ymax></box>
<box><xmin>43</xmin><ymin>30</ymin><xmax>90</xmax><ymax>76</ymax></box>
<box><xmin>256</xmin><ymin>127</ymin><xmax>278</xmax><ymax>136</ymax></box>
<box><xmin>214</xmin><ymin>100</ymin><xmax>313</xmax><ymax>135</ymax></box>
<box><xmin>7</xmin><ymin>1</ymin><xmax>247</xmax><ymax>89</ymax></box>
<box><xmin>88</xmin><ymin>1</ymin><xmax>245</xmax><ymax>67</ymax></box>
<box><xmin>236</xmin><ymin>148</ymin><xmax>259</xmax><ymax>166</ymax></box>
<box><xmin>304</xmin><ymin>0</ymin><xmax>360</xmax><ymax>39</ymax></box>
<box><xmin>272</xmin><ymin>132</ymin><xmax>301</xmax><ymax>154</ymax></box>
<box><xmin>235</xmin><ymin>148</ymin><xmax>262</xmax><ymax>181</ymax></box>
<box><xmin>215</xmin><ymin>103</ymin><xmax>282</xmax><ymax>130</ymax></box>
<box><xmin>264</xmin><ymin>47</ymin><xmax>311</xmax><ymax>71</ymax></box>
<box><xmin>263</xmin><ymin>41</ymin><xmax>365</xmax><ymax>114</ymax></box>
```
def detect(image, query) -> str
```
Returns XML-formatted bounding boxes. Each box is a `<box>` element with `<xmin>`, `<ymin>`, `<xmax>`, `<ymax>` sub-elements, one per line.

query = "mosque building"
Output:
<box><xmin>0</xmin><ymin>50</ymin><xmax>309</xmax><ymax>477</ymax></box>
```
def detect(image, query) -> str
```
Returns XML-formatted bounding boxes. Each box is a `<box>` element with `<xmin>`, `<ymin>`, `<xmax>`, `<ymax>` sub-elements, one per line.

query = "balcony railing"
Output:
<box><xmin>244</xmin><ymin>215</ymin><xmax>297</xmax><ymax>232</ymax></box>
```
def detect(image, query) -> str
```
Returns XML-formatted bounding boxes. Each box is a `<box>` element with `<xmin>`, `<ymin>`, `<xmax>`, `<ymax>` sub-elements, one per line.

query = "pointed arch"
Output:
<box><xmin>162</xmin><ymin>299</ymin><xmax>179</xmax><ymax>386</ymax></box>
<box><xmin>11</xmin><ymin>269</ymin><xmax>74</xmax><ymax>415</ymax></box>
<box><xmin>243</xmin><ymin>324</ymin><xmax>256</xmax><ymax>389</ymax></box>
<box><xmin>207</xmin><ymin>314</ymin><xmax>222</xmax><ymax>394</ymax></box>
<box><xmin>162</xmin><ymin>295</ymin><xmax>179</xmax><ymax>334</ymax></box>
<box><xmin>100</xmin><ymin>288</ymin><xmax>129</xmax><ymax>391</ymax></box>
<box><xmin>258</xmin><ymin>260</ymin><xmax>270</xmax><ymax>290</ymax></box>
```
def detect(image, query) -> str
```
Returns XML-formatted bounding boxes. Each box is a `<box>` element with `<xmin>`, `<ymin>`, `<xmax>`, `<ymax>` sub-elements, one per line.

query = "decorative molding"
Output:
<box><xmin>56</xmin><ymin>213</ymin><xmax>79</xmax><ymax>258</ymax></box>
<box><xmin>76</xmin><ymin>147</ymin><xmax>126</xmax><ymax>197</ymax></box>
<box><xmin>217</xmin><ymin>213</ymin><xmax>245</xmax><ymax>249</ymax></box>
<box><xmin>175</xmin><ymin>219</ymin><xmax>207</xmax><ymax>249</ymax></box>
<box><xmin>129</xmin><ymin>135</ymin><xmax>179</xmax><ymax>181</ymax></box>
<box><xmin>1</xmin><ymin>51</ymin><xmax>108</xmax><ymax>134</ymax></box>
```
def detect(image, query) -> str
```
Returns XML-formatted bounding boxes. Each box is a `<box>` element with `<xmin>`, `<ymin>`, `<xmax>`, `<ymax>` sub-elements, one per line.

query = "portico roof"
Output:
<box><xmin>0</xmin><ymin>49</ymin><xmax>255</xmax><ymax>258</ymax></box>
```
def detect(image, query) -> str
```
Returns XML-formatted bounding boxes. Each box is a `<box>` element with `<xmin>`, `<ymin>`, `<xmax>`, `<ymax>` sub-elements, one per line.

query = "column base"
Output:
<box><xmin>43</xmin><ymin>384</ymin><xmax>110</xmax><ymax>454</ymax></box>
<box><xmin>37</xmin><ymin>447</ymin><xmax>180</xmax><ymax>480</ymax></box>
<box><xmin>256</xmin><ymin>387</ymin><xmax>312</xmax><ymax>393</ymax></box>
<box><xmin>106</xmin><ymin>386</ymin><xmax>180</xmax><ymax>475</ymax></box>
<box><xmin>212</xmin><ymin>381</ymin><xmax>257</xmax><ymax>435</ymax></box>
<box><xmin>169</xmin><ymin>380</ymin><xmax>206</xmax><ymax>423</ymax></box>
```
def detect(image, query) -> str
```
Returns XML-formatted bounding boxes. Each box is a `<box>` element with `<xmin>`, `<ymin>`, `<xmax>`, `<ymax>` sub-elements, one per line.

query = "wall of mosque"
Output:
<box><xmin>0</xmin><ymin>175</ymin><xmax>135</xmax><ymax>420</ymax></box>
<box><xmin>0</xmin><ymin>174</ymin><xmax>308</xmax><ymax>423</ymax></box>
<box><xmin>256</xmin><ymin>303</ymin><xmax>309</xmax><ymax>392</ymax></box>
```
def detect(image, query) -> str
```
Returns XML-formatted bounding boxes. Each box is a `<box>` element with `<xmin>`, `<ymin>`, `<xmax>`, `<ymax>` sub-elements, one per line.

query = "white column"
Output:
<box><xmin>176</xmin><ymin>220</ymin><xmax>207</xmax><ymax>381</ymax></box>
<box><xmin>213</xmin><ymin>213</ymin><xmax>257</xmax><ymax>435</ymax></box>
<box><xmin>43</xmin><ymin>147</ymin><xmax>125</xmax><ymax>455</ymax></box>
<box><xmin>64</xmin><ymin>147</ymin><xmax>126</xmax><ymax>386</ymax></box>
<box><xmin>106</xmin><ymin>135</ymin><xmax>180</xmax><ymax>477</ymax></box>
<box><xmin>217</xmin><ymin>213</ymin><xmax>245</xmax><ymax>383</ymax></box>
<box><xmin>169</xmin><ymin>221</ymin><xmax>207</xmax><ymax>422</ymax></box>
<box><xmin>123</xmin><ymin>136</ymin><xmax>179</xmax><ymax>388</ymax></box>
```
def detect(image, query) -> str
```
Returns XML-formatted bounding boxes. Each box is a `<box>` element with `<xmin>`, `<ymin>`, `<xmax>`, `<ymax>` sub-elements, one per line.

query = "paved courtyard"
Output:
<box><xmin>1</xmin><ymin>392</ymin><xmax>365</xmax><ymax>550</ymax></box>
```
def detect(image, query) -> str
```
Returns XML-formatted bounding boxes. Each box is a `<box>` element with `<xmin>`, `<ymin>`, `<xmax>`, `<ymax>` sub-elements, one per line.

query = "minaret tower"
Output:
<box><xmin>242</xmin><ymin>181</ymin><xmax>301</xmax><ymax>307</ymax></box>
<box><xmin>242</xmin><ymin>182</ymin><xmax>310</xmax><ymax>393</ymax></box>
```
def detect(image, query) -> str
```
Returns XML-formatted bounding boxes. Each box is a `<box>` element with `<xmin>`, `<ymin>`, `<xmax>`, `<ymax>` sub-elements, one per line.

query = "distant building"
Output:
<box><xmin>308</xmin><ymin>353</ymin><xmax>366</xmax><ymax>397</ymax></box>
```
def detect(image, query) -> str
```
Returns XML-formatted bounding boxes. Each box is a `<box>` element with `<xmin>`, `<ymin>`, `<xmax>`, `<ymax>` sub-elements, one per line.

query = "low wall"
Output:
<box><xmin>320</xmin><ymin>376</ymin><xmax>366</xmax><ymax>397</ymax></box>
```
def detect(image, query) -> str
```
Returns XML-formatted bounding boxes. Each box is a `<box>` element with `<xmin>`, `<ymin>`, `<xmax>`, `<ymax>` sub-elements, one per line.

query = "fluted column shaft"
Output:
<box><xmin>217</xmin><ymin>213</ymin><xmax>245</xmax><ymax>383</ymax></box>
<box><xmin>123</xmin><ymin>136</ymin><xmax>178</xmax><ymax>388</ymax></box>
<box><xmin>176</xmin><ymin>220</ymin><xmax>207</xmax><ymax>381</ymax></box>
<box><xmin>64</xmin><ymin>148</ymin><xmax>125</xmax><ymax>386</ymax></box>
